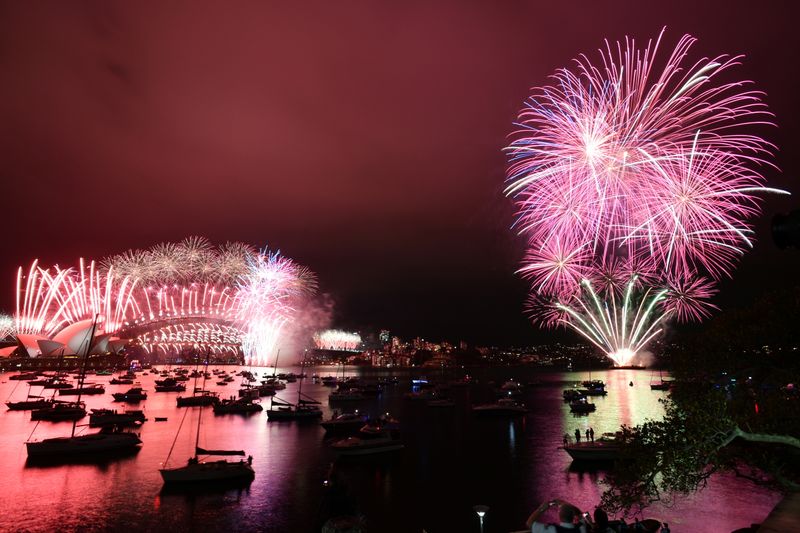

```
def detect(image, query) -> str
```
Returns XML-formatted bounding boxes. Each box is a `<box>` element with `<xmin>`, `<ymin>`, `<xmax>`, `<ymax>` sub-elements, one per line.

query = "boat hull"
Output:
<box><xmin>26</xmin><ymin>433</ymin><xmax>142</xmax><ymax>457</ymax></box>
<box><xmin>160</xmin><ymin>461</ymin><xmax>254</xmax><ymax>483</ymax></box>
<box><xmin>564</xmin><ymin>444</ymin><xmax>620</xmax><ymax>461</ymax></box>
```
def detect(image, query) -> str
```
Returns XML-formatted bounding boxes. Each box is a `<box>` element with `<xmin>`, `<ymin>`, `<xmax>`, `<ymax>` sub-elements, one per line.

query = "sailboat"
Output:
<box><xmin>160</xmin><ymin>353</ymin><xmax>254</xmax><ymax>484</ymax></box>
<box><xmin>267</xmin><ymin>356</ymin><xmax>322</xmax><ymax>421</ymax></box>
<box><xmin>26</xmin><ymin>316</ymin><xmax>142</xmax><ymax>459</ymax></box>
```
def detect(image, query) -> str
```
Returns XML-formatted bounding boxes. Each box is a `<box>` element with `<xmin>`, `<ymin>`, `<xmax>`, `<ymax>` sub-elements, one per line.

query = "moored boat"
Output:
<box><xmin>320</xmin><ymin>412</ymin><xmax>368</xmax><ymax>435</ymax></box>
<box><xmin>89</xmin><ymin>408</ymin><xmax>147</xmax><ymax>427</ymax></box>
<box><xmin>112</xmin><ymin>387</ymin><xmax>147</xmax><ymax>402</ymax></box>
<box><xmin>564</xmin><ymin>433</ymin><xmax>621</xmax><ymax>461</ymax></box>
<box><xmin>570</xmin><ymin>398</ymin><xmax>597</xmax><ymax>413</ymax></box>
<box><xmin>330</xmin><ymin>425</ymin><xmax>404</xmax><ymax>456</ymax></box>
<box><xmin>59</xmin><ymin>384</ymin><xmax>105</xmax><ymax>396</ymax></box>
<box><xmin>472</xmin><ymin>398</ymin><xmax>528</xmax><ymax>416</ymax></box>
<box><xmin>26</xmin><ymin>426</ymin><xmax>142</xmax><ymax>458</ymax></box>
<box><xmin>213</xmin><ymin>397</ymin><xmax>263</xmax><ymax>415</ymax></box>
<box><xmin>30</xmin><ymin>401</ymin><xmax>86</xmax><ymax>421</ymax></box>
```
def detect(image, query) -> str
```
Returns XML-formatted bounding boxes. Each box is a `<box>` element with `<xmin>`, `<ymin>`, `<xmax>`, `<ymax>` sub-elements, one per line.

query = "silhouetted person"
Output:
<box><xmin>563</xmin><ymin>434</ymin><xmax>570</xmax><ymax>447</ymax></box>
<box><xmin>585</xmin><ymin>429</ymin><xmax>590</xmax><ymax>441</ymax></box>
<box><xmin>575</xmin><ymin>428</ymin><xmax>581</xmax><ymax>443</ymax></box>
<box><xmin>589</xmin><ymin>428</ymin><xmax>594</xmax><ymax>442</ymax></box>
<box><xmin>591</xmin><ymin>508</ymin><xmax>613</xmax><ymax>533</ymax></box>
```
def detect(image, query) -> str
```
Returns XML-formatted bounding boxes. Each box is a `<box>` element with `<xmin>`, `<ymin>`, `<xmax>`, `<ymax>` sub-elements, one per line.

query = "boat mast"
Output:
<box><xmin>272</xmin><ymin>349</ymin><xmax>280</xmax><ymax>378</ymax></box>
<box><xmin>72</xmin><ymin>314</ymin><xmax>99</xmax><ymax>438</ymax></box>
<box><xmin>194</xmin><ymin>349</ymin><xmax>211</xmax><ymax>455</ymax></box>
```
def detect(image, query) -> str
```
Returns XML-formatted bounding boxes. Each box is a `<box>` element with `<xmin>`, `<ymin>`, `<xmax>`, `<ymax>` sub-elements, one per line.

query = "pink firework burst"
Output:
<box><xmin>506</xmin><ymin>30</ymin><xmax>786</xmax><ymax>363</ymax></box>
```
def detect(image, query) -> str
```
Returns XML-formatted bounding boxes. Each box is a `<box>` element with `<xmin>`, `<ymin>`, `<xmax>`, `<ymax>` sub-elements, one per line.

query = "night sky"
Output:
<box><xmin>1</xmin><ymin>2</ymin><xmax>798</xmax><ymax>345</ymax></box>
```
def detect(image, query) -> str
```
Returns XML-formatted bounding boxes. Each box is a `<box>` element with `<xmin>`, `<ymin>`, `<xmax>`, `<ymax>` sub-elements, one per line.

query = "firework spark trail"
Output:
<box><xmin>0</xmin><ymin>314</ymin><xmax>15</xmax><ymax>340</ymax></box>
<box><xmin>506</xmin><ymin>30</ymin><xmax>787</xmax><ymax>365</ymax></box>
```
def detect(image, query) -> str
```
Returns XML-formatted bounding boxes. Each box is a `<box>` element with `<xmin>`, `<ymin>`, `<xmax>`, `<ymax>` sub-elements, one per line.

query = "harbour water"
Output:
<box><xmin>0</xmin><ymin>367</ymin><xmax>780</xmax><ymax>532</ymax></box>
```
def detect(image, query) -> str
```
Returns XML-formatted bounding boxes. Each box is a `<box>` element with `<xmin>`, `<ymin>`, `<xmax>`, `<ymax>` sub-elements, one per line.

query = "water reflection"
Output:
<box><xmin>0</xmin><ymin>367</ymin><xmax>780</xmax><ymax>533</ymax></box>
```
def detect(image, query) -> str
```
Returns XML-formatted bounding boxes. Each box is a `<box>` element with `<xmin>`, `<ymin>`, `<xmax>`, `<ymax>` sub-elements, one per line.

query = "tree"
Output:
<box><xmin>601</xmin><ymin>288</ymin><xmax>800</xmax><ymax>515</ymax></box>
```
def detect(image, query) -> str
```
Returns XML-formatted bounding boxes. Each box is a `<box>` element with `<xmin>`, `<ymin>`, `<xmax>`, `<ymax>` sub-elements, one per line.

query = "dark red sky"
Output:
<box><xmin>1</xmin><ymin>1</ymin><xmax>798</xmax><ymax>344</ymax></box>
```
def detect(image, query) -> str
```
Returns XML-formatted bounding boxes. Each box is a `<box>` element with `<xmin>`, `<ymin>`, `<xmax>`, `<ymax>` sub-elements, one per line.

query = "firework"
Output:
<box><xmin>313</xmin><ymin>330</ymin><xmax>362</xmax><ymax>352</ymax></box>
<box><xmin>14</xmin><ymin>239</ymin><xmax>317</xmax><ymax>363</ymax></box>
<box><xmin>506</xmin><ymin>31</ymin><xmax>787</xmax><ymax>365</ymax></box>
<box><xmin>0</xmin><ymin>314</ymin><xmax>15</xmax><ymax>340</ymax></box>
<box><xmin>234</xmin><ymin>249</ymin><xmax>317</xmax><ymax>366</ymax></box>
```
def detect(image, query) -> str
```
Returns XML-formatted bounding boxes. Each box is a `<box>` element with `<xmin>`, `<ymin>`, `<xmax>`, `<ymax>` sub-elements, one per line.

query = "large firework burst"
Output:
<box><xmin>506</xmin><ymin>30</ymin><xmax>787</xmax><ymax>365</ymax></box>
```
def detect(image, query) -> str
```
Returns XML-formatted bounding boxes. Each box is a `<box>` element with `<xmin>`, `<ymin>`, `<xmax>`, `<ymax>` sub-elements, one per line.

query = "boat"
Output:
<box><xmin>58</xmin><ymin>384</ymin><xmax>105</xmax><ymax>396</ymax></box>
<box><xmin>320</xmin><ymin>412</ymin><xmax>369</xmax><ymax>435</ymax></box>
<box><xmin>579</xmin><ymin>387</ymin><xmax>608</xmax><ymax>396</ymax></box>
<box><xmin>330</xmin><ymin>425</ymin><xmax>404</xmax><ymax>456</ymax></box>
<box><xmin>472</xmin><ymin>398</ymin><xmax>528</xmax><ymax>416</ymax></box>
<box><xmin>260</xmin><ymin>378</ymin><xmax>286</xmax><ymax>390</ymax></box>
<box><xmin>177</xmin><ymin>365</ymin><xmax>219</xmax><ymax>406</ymax></box>
<box><xmin>154</xmin><ymin>378</ymin><xmax>186</xmax><ymax>392</ymax></box>
<box><xmin>6</xmin><ymin>396</ymin><xmax>50</xmax><ymax>411</ymax></box>
<box><xmin>112</xmin><ymin>387</ymin><xmax>147</xmax><ymax>402</ymax></box>
<box><xmin>89</xmin><ymin>408</ymin><xmax>147</xmax><ymax>427</ymax></box>
<box><xmin>329</xmin><ymin>389</ymin><xmax>366</xmax><ymax>402</ymax></box>
<box><xmin>110</xmin><ymin>377</ymin><xmax>134</xmax><ymax>385</ymax></box>
<box><xmin>42</xmin><ymin>379</ymin><xmax>73</xmax><ymax>390</ymax></box>
<box><xmin>30</xmin><ymin>400</ymin><xmax>86</xmax><ymax>421</ymax></box>
<box><xmin>321</xmin><ymin>376</ymin><xmax>338</xmax><ymax>387</ymax></box>
<box><xmin>10</xmin><ymin>373</ymin><xmax>39</xmax><ymax>381</ymax></box>
<box><xmin>238</xmin><ymin>385</ymin><xmax>260</xmax><ymax>399</ymax></box>
<box><xmin>563</xmin><ymin>389</ymin><xmax>585</xmax><ymax>402</ymax></box>
<box><xmin>577</xmin><ymin>378</ymin><xmax>607</xmax><ymax>396</ymax></box>
<box><xmin>26</xmin><ymin>425</ymin><xmax>142</xmax><ymax>458</ymax></box>
<box><xmin>160</xmin><ymin>453</ymin><xmax>254</xmax><ymax>484</ymax></box>
<box><xmin>564</xmin><ymin>433</ymin><xmax>622</xmax><ymax>461</ymax></box>
<box><xmin>570</xmin><ymin>398</ymin><xmax>597</xmax><ymax>413</ymax></box>
<box><xmin>26</xmin><ymin>316</ymin><xmax>142</xmax><ymax>460</ymax></box>
<box><xmin>267</xmin><ymin>359</ymin><xmax>322</xmax><ymax>420</ymax></box>
<box><xmin>213</xmin><ymin>397</ymin><xmax>263</xmax><ymax>415</ymax></box>
<box><xmin>159</xmin><ymin>351</ymin><xmax>254</xmax><ymax>486</ymax></box>
<box><xmin>267</xmin><ymin>397</ymin><xmax>322</xmax><ymax>420</ymax></box>
<box><xmin>177</xmin><ymin>392</ymin><xmax>219</xmax><ymax>407</ymax></box>
<box><xmin>650</xmin><ymin>380</ymin><xmax>672</xmax><ymax>391</ymax></box>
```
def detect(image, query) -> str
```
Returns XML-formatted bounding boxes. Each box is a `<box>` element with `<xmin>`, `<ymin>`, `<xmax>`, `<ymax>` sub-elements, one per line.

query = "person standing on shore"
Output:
<box><xmin>589</xmin><ymin>428</ymin><xmax>594</xmax><ymax>442</ymax></box>
<box><xmin>575</xmin><ymin>428</ymin><xmax>581</xmax><ymax>443</ymax></box>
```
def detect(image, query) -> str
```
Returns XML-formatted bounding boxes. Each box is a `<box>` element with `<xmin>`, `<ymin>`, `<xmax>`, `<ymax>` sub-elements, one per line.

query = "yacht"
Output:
<box><xmin>320</xmin><ymin>412</ymin><xmax>368</xmax><ymax>435</ymax></box>
<box><xmin>26</xmin><ymin>426</ymin><xmax>142</xmax><ymax>458</ymax></box>
<box><xmin>89</xmin><ymin>408</ymin><xmax>147</xmax><ymax>427</ymax></box>
<box><xmin>330</xmin><ymin>425</ymin><xmax>404</xmax><ymax>456</ymax></box>
<box><xmin>112</xmin><ymin>387</ymin><xmax>147</xmax><ymax>402</ymax></box>
<box><xmin>30</xmin><ymin>401</ymin><xmax>86</xmax><ymax>421</ymax></box>
<box><xmin>472</xmin><ymin>398</ymin><xmax>528</xmax><ymax>416</ymax></box>
<box><xmin>213</xmin><ymin>397</ymin><xmax>263</xmax><ymax>415</ymax></box>
<box><xmin>570</xmin><ymin>398</ymin><xmax>597</xmax><ymax>413</ymax></box>
<box><xmin>563</xmin><ymin>433</ymin><xmax>621</xmax><ymax>461</ymax></box>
